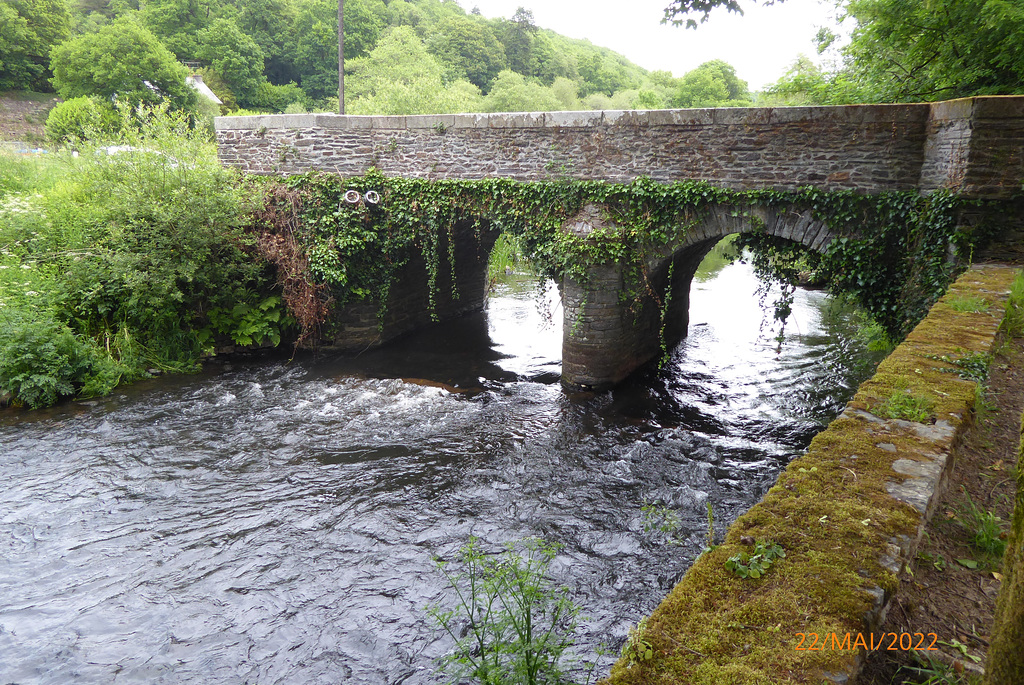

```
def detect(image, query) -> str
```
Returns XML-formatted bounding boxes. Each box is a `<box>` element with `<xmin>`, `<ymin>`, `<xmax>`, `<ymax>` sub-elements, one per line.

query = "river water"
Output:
<box><xmin>0</xmin><ymin>257</ymin><xmax>883</xmax><ymax>684</ymax></box>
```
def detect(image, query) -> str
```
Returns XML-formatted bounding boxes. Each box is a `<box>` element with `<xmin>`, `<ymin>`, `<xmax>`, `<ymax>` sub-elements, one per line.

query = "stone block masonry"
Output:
<box><xmin>216</xmin><ymin>97</ymin><xmax>1024</xmax><ymax>199</ymax></box>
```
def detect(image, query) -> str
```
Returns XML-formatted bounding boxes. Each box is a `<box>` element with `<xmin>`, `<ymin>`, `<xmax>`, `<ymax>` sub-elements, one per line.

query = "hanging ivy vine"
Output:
<box><xmin>247</xmin><ymin>170</ymin><xmax>1001</xmax><ymax>348</ymax></box>
<box><xmin>735</xmin><ymin>187</ymin><xmax>998</xmax><ymax>339</ymax></box>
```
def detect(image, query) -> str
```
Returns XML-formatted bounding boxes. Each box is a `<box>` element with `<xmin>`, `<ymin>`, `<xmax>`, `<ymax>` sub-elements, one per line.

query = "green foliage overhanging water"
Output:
<box><xmin>0</xmin><ymin>106</ymin><xmax>282</xmax><ymax>408</ymax></box>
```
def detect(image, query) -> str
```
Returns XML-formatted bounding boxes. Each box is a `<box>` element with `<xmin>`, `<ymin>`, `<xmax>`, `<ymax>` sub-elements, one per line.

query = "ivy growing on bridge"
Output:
<box><xmin>737</xmin><ymin>187</ymin><xmax>994</xmax><ymax>337</ymax></box>
<box><xmin>249</xmin><ymin>170</ymin><xmax>999</xmax><ymax>346</ymax></box>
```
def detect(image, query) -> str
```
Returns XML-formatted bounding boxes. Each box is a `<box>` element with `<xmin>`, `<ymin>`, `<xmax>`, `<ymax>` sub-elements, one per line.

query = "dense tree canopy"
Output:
<box><xmin>759</xmin><ymin>0</ymin><xmax>1024</xmax><ymax>105</ymax></box>
<box><xmin>6</xmin><ymin>0</ymin><xmax>1022</xmax><ymax>121</ymax></box>
<box><xmin>139</xmin><ymin>0</ymin><xmax>212</xmax><ymax>59</ymax></box>
<box><xmin>426</xmin><ymin>14</ymin><xmax>507</xmax><ymax>91</ymax></box>
<box><xmin>843</xmin><ymin>0</ymin><xmax>1024</xmax><ymax>101</ymax></box>
<box><xmin>0</xmin><ymin>0</ymin><xmax>70</xmax><ymax>90</ymax></box>
<box><xmin>346</xmin><ymin>26</ymin><xmax>481</xmax><ymax>115</ymax></box>
<box><xmin>196</xmin><ymin>18</ymin><xmax>264</xmax><ymax>105</ymax></box>
<box><xmin>50</xmin><ymin>16</ymin><xmax>196</xmax><ymax>111</ymax></box>
<box><xmin>673</xmin><ymin>59</ymin><xmax>750</xmax><ymax>107</ymax></box>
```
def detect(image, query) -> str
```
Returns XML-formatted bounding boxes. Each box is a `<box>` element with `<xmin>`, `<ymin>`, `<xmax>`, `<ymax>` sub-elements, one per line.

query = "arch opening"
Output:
<box><xmin>560</xmin><ymin>203</ymin><xmax>835</xmax><ymax>391</ymax></box>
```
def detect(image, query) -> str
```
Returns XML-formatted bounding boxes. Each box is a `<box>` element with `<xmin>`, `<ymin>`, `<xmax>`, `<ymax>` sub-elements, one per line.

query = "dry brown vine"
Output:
<box><xmin>247</xmin><ymin>183</ymin><xmax>332</xmax><ymax>348</ymax></box>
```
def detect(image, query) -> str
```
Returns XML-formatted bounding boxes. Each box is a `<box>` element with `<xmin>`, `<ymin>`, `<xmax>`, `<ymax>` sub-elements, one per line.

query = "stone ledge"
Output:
<box><xmin>602</xmin><ymin>264</ymin><xmax>1019</xmax><ymax>685</ymax></box>
<box><xmin>213</xmin><ymin>101</ymin><xmax>953</xmax><ymax>132</ymax></box>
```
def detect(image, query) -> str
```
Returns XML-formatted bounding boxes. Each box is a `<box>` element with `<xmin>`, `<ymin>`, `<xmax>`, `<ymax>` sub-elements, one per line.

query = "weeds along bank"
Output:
<box><xmin>0</xmin><ymin>110</ymin><xmax>1014</xmax><ymax>409</ymax></box>
<box><xmin>0</xmin><ymin>111</ymin><xmax>276</xmax><ymax>409</ymax></box>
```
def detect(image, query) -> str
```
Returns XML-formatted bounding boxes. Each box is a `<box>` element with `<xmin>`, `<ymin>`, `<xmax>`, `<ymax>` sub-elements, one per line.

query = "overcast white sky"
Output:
<box><xmin>458</xmin><ymin>0</ymin><xmax>847</xmax><ymax>90</ymax></box>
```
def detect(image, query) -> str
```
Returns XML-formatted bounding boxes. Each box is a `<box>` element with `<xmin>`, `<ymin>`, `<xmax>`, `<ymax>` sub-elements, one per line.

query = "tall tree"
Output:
<box><xmin>292</xmin><ymin>0</ymin><xmax>337</xmax><ymax>98</ymax></box>
<box><xmin>196</xmin><ymin>18</ymin><xmax>266</xmax><ymax>106</ymax></box>
<box><xmin>346</xmin><ymin>25</ymin><xmax>481</xmax><ymax>114</ymax></box>
<box><xmin>483</xmin><ymin>69</ymin><xmax>560</xmax><ymax>112</ymax></box>
<box><xmin>0</xmin><ymin>0</ymin><xmax>70</xmax><ymax>91</ymax></box>
<box><xmin>139</xmin><ymin>0</ymin><xmax>214</xmax><ymax>59</ymax></box>
<box><xmin>426</xmin><ymin>14</ymin><xmax>506</xmax><ymax>90</ymax></box>
<box><xmin>672</xmin><ymin>59</ymin><xmax>750</xmax><ymax>107</ymax></box>
<box><xmin>292</xmin><ymin>0</ymin><xmax>385</xmax><ymax>99</ymax></box>
<box><xmin>842</xmin><ymin>0</ymin><xmax>1024</xmax><ymax>101</ymax></box>
<box><xmin>50</xmin><ymin>16</ymin><xmax>197</xmax><ymax>111</ymax></box>
<box><xmin>497</xmin><ymin>7</ymin><xmax>537</xmax><ymax>76</ymax></box>
<box><xmin>229</xmin><ymin>0</ymin><xmax>299</xmax><ymax>85</ymax></box>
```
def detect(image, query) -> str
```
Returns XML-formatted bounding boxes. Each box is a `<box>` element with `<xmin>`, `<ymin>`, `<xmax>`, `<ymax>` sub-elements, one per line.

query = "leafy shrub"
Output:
<box><xmin>428</xmin><ymin>537</ymin><xmax>587</xmax><ymax>685</ymax></box>
<box><xmin>0</xmin><ymin>314</ymin><xmax>126</xmax><ymax>408</ymax></box>
<box><xmin>47</xmin><ymin>106</ymin><xmax>273</xmax><ymax>362</ymax></box>
<box><xmin>2</xmin><ymin>104</ymin><xmax>286</xmax><ymax>408</ymax></box>
<box><xmin>250</xmin><ymin>81</ymin><xmax>307</xmax><ymax>113</ymax></box>
<box><xmin>45</xmin><ymin>96</ymin><xmax>119</xmax><ymax>144</ymax></box>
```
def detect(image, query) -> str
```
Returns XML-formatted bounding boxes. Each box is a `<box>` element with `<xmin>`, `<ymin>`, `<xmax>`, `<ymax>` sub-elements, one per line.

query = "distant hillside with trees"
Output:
<box><xmin>1</xmin><ymin>0</ymin><xmax>757</xmax><ymax>125</ymax></box>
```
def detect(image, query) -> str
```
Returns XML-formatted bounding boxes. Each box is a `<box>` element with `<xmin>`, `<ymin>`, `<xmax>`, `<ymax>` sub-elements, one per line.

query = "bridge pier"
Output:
<box><xmin>322</xmin><ymin>218</ymin><xmax>500</xmax><ymax>351</ymax></box>
<box><xmin>560</xmin><ymin>203</ymin><xmax>834</xmax><ymax>391</ymax></box>
<box><xmin>560</xmin><ymin>238</ymin><xmax>726</xmax><ymax>391</ymax></box>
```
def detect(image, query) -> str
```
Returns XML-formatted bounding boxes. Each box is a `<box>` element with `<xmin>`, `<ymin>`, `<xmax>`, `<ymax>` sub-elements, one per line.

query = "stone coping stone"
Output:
<box><xmin>213</xmin><ymin>100</ymin><xmax>958</xmax><ymax>132</ymax></box>
<box><xmin>601</xmin><ymin>264</ymin><xmax>1019</xmax><ymax>685</ymax></box>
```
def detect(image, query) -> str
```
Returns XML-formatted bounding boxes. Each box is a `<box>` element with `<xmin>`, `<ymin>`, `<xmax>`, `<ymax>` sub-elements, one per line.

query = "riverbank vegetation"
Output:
<box><xmin>0</xmin><ymin>107</ymin><xmax>282</xmax><ymax>408</ymax></box>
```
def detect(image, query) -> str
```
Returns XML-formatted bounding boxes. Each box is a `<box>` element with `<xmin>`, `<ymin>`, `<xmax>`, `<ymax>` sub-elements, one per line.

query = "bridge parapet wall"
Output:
<box><xmin>216</xmin><ymin>97</ymin><xmax>1024</xmax><ymax>198</ymax></box>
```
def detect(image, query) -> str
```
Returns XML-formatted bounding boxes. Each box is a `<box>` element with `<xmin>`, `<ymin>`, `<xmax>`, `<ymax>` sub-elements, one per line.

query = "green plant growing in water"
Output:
<box><xmin>428</xmin><ymin>537</ymin><xmax>586</xmax><ymax>685</ymax></box>
<box><xmin>724</xmin><ymin>540</ymin><xmax>785</xmax><ymax>579</ymax></box>
<box><xmin>875</xmin><ymin>390</ymin><xmax>935</xmax><ymax>423</ymax></box>
<box><xmin>488</xmin><ymin>233</ymin><xmax>533</xmax><ymax>284</ymax></box>
<box><xmin>203</xmin><ymin>295</ymin><xmax>292</xmax><ymax>348</ymax></box>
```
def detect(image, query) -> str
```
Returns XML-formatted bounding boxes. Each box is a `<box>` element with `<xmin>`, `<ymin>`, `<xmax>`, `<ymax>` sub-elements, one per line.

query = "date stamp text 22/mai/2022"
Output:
<box><xmin>795</xmin><ymin>632</ymin><xmax>939</xmax><ymax>652</ymax></box>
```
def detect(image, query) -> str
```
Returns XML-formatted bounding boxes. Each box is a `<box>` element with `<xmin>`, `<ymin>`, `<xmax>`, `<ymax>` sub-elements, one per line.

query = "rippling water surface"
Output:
<box><xmin>0</xmin><ymin>259</ymin><xmax>883</xmax><ymax>683</ymax></box>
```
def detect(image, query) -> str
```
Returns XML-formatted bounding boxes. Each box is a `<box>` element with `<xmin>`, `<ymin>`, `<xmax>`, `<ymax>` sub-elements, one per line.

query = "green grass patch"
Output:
<box><xmin>1001</xmin><ymin>271</ymin><xmax>1024</xmax><ymax>337</ymax></box>
<box><xmin>874</xmin><ymin>390</ymin><xmax>935</xmax><ymax>422</ymax></box>
<box><xmin>946</xmin><ymin>294</ymin><xmax>991</xmax><ymax>313</ymax></box>
<box><xmin>957</xmin><ymin>491</ymin><xmax>1008</xmax><ymax>564</ymax></box>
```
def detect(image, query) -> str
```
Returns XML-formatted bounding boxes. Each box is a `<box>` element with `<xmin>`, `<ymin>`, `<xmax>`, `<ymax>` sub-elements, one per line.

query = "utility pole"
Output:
<box><xmin>338</xmin><ymin>0</ymin><xmax>345</xmax><ymax>114</ymax></box>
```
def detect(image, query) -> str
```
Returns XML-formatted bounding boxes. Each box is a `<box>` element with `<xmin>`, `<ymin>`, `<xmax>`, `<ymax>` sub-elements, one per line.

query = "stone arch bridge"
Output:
<box><xmin>216</xmin><ymin>97</ymin><xmax>1024</xmax><ymax>389</ymax></box>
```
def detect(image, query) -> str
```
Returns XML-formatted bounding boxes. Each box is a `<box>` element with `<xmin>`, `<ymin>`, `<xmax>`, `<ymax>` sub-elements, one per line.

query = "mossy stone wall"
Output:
<box><xmin>602</xmin><ymin>265</ymin><xmax>1019</xmax><ymax>685</ymax></box>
